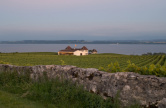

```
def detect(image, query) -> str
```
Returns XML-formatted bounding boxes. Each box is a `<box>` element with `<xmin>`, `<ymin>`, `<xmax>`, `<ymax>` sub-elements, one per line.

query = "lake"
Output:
<box><xmin>0</xmin><ymin>44</ymin><xmax>166</xmax><ymax>55</ymax></box>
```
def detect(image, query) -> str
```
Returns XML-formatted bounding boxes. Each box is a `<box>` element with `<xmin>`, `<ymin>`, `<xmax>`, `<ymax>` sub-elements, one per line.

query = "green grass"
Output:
<box><xmin>0</xmin><ymin>52</ymin><xmax>164</xmax><ymax>68</ymax></box>
<box><xmin>0</xmin><ymin>90</ymin><xmax>56</xmax><ymax>108</ymax></box>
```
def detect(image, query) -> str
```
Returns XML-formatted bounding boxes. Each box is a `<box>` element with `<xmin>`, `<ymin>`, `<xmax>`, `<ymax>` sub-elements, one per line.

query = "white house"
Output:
<box><xmin>58</xmin><ymin>46</ymin><xmax>88</xmax><ymax>56</ymax></box>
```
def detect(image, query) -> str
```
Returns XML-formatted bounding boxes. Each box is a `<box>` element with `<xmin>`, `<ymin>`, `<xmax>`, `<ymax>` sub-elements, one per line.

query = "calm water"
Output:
<box><xmin>0</xmin><ymin>44</ymin><xmax>166</xmax><ymax>55</ymax></box>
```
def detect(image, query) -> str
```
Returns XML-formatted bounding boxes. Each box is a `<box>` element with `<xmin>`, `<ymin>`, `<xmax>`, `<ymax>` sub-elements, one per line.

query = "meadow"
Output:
<box><xmin>0</xmin><ymin>52</ymin><xmax>166</xmax><ymax>77</ymax></box>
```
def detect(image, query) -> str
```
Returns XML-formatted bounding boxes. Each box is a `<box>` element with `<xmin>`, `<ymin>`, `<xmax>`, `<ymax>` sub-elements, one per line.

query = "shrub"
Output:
<box><xmin>99</xmin><ymin>62</ymin><xmax>121</xmax><ymax>73</ymax></box>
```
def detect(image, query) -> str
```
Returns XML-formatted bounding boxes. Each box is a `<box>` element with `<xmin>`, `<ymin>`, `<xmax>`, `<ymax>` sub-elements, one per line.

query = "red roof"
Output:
<box><xmin>65</xmin><ymin>46</ymin><xmax>72</xmax><ymax>50</ymax></box>
<box><xmin>81</xmin><ymin>46</ymin><xmax>88</xmax><ymax>50</ymax></box>
<box><xmin>92</xmin><ymin>49</ymin><xmax>97</xmax><ymax>52</ymax></box>
<box><xmin>59</xmin><ymin>46</ymin><xmax>88</xmax><ymax>52</ymax></box>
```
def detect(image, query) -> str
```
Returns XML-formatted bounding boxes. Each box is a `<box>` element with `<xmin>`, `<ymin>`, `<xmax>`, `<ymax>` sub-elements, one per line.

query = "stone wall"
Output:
<box><xmin>0</xmin><ymin>64</ymin><xmax>166</xmax><ymax>108</ymax></box>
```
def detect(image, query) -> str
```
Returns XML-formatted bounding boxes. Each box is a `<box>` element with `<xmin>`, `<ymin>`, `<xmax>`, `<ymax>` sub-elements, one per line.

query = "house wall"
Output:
<box><xmin>58</xmin><ymin>52</ymin><xmax>73</xmax><ymax>55</ymax></box>
<box><xmin>73</xmin><ymin>50</ymin><xmax>88</xmax><ymax>56</ymax></box>
<box><xmin>92</xmin><ymin>52</ymin><xmax>97</xmax><ymax>54</ymax></box>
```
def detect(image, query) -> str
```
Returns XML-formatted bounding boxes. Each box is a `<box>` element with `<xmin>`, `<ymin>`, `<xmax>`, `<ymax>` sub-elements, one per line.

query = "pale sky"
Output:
<box><xmin>0</xmin><ymin>0</ymin><xmax>166</xmax><ymax>40</ymax></box>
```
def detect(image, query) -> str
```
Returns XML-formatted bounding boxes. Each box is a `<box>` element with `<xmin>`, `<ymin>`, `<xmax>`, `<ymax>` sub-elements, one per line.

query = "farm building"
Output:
<box><xmin>58</xmin><ymin>46</ymin><xmax>88</xmax><ymax>56</ymax></box>
<box><xmin>91</xmin><ymin>49</ymin><xmax>98</xmax><ymax>54</ymax></box>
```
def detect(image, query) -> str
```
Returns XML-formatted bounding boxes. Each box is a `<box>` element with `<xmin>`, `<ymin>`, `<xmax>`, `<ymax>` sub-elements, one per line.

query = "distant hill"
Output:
<box><xmin>0</xmin><ymin>40</ymin><xmax>166</xmax><ymax>44</ymax></box>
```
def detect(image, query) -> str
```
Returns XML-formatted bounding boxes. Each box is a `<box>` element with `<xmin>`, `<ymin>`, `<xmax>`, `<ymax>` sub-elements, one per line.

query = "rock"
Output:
<box><xmin>157</xmin><ymin>98</ymin><xmax>166</xmax><ymax>108</ymax></box>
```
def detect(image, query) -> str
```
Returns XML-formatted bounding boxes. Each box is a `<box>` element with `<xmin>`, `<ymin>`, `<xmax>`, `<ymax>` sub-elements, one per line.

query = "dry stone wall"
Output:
<box><xmin>0</xmin><ymin>64</ymin><xmax>166</xmax><ymax>108</ymax></box>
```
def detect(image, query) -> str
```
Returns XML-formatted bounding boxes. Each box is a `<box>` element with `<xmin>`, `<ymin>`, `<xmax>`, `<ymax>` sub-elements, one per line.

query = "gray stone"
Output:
<box><xmin>157</xmin><ymin>98</ymin><xmax>166</xmax><ymax>108</ymax></box>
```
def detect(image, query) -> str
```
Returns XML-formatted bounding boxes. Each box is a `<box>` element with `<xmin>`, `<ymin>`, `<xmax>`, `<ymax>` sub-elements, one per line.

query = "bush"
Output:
<box><xmin>125</xmin><ymin>60</ymin><xmax>140</xmax><ymax>72</ymax></box>
<box><xmin>125</xmin><ymin>61</ymin><xmax>166</xmax><ymax>77</ymax></box>
<box><xmin>100</xmin><ymin>60</ymin><xmax>166</xmax><ymax>77</ymax></box>
<box><xmin>99</xmin><ymin>62</ymin><xmax>121</xmax><ymax>73</ymax></box>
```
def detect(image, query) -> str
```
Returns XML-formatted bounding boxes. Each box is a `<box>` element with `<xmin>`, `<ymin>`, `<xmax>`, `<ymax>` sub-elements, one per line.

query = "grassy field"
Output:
<box><xmin>0</xmin><ymin>52</ymin><xmax>166</xmax><ymax>76</ymax></box>
<box><xmin>0</xmin><ymin>52</ymin><xmax>165</xmax><ymax>67</ymax></box>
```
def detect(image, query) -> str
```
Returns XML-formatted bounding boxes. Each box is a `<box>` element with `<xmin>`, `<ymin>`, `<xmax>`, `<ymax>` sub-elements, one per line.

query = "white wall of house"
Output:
<box><xmin>73</xmin><ymin>50</ymin><xmax>88</xmax><ymax>56</ymax></box>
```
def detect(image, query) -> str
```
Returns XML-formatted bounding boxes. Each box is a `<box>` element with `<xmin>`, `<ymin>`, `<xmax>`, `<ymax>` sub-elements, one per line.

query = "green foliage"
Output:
<box><xmin>125</xmin><ymin>61</ymin><xmax>166</xmax><ymax>77</ymax></box>
<box><xmin>112</xmin><ymin>91</ymin><xmax>121</xmax><ymax>108</ymax></box>
<box><xmin>0</xmin><ymin>60</ymin><xmax>9</xmax><ymax>64</ymax></box>
<box><xmin>99</xmin><ymin>62</ymin><xmax>121</xmax><ymax>73</ymax></box>
<box><xmin>0</xmin><ymin>71</ymin><xmax>31</xmax><ymax>94</ymax></box>
<box><xmin>0</xmin><ymin>90</ymin><xmax>56</xmax><ymax>108</ymax></box>
<box><xmin>125</xmin><ymin>60</ymin><xmax>139</xmax><ymax>72</ymax></box>
<box><xmin>139</xmin><ymin>66</ymin><xmax>148</xmax><ymax>75</ymax></box>
<box><xmin>60</xmin><ymin>60</ymin><xmax>66</xmax><ymax>65</ymax></box>
<box><xmin>147</xmin><ymin>64</ymin><xmax>166</xmax><ymax>77</ymax></box>
<box><xmin>126</xmin><ymin>103</ymin><xmax>141</xmax><ymax>108</ymax></box>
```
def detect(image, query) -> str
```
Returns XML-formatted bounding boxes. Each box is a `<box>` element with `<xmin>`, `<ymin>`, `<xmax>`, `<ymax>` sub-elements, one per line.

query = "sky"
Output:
<box><xmin>0</xmin><ymin>0</ymin><xmax>166</xmax><ymax>41</ymax></box>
